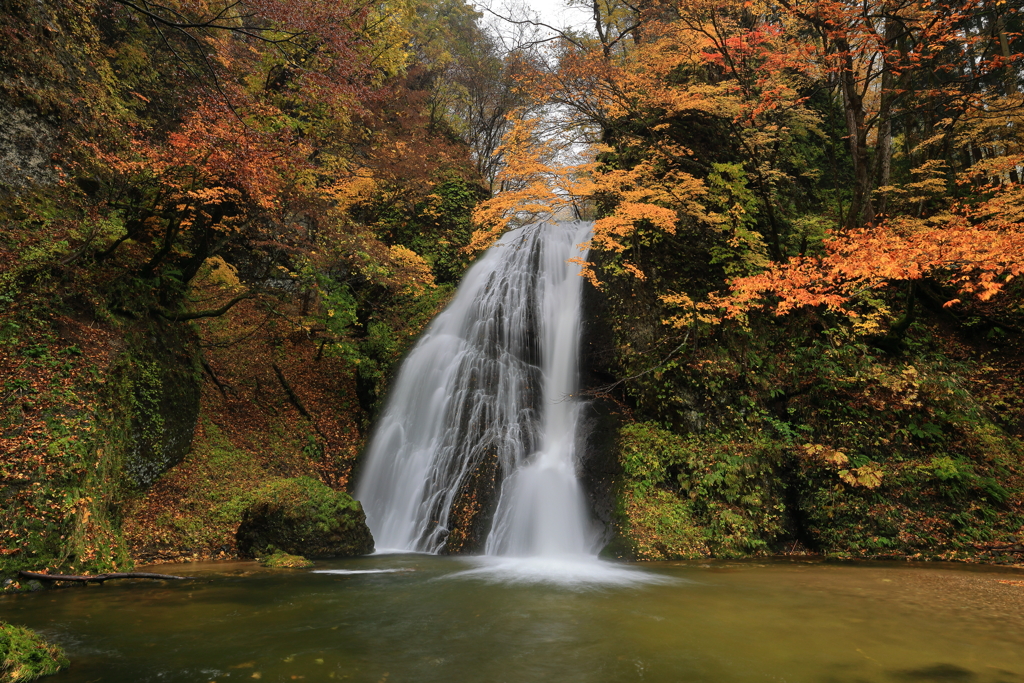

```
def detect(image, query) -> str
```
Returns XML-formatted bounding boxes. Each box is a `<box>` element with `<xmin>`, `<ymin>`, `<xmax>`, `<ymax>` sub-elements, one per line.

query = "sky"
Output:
<box><xmin>474</xmin><ymin>0</ymin><xmax>594</xmax><ymax>39</ymax></box>
<box><xmin>526</xmin><ymin>0</ymin><xmax>592</xmax><ymax>32</ymax></box>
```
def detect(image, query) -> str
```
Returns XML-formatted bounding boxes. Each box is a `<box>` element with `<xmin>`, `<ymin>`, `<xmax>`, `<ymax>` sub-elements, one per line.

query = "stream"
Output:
<box><xmin>2</xmin><ymin>556</ymin><xmax>1023</xmax><ymax>682</ymax></box>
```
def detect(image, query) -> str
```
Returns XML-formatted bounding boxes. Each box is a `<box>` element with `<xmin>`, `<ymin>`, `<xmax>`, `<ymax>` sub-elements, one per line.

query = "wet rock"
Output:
<box><xmin>0</xmin><ymin>102</ymin><xmax>57</xmax><ymax>192</ymax></box>
<box><xmin>236</xmin><ymin>477</ymin><xmax>374</xmax><ymax>558</ymax></box>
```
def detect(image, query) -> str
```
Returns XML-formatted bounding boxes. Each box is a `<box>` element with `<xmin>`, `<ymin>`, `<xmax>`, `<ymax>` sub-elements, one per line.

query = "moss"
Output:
<box><xmin>0</xmin><ymin>310</ymin><xmax>207</xmax><ymax>578</ymax></box>
<box><xmin>613</xmin><ymin>422</ymin><xmax>789</xmax><ymax>559</ymax></box>
<box><xmin>105</xmin><ymin>321</ymin><xmax>201</xmax><ymax>491</ymax></box>
<box><xmin>121</xmin><ymin>419</ymin><xmax>269</xmax><ymax>559</ymax></box>
<box><xmin>259</xmin><ymin>551</ymin><xmax>313</xmax><ymax>568</ymax></box>
<box><xmin>614</xmin><ymin>487</ymin><xmax>708</xmax><ymax>560</ymax></box>
<box><xmin>0</xmin><ymin>622</ymin><xmax>68</xmax><ymax>682</ymax></box>
<box><xmin>235</xmin><ymin>477</ymin><xmax>374</xmax><ymax>558</ymax></box>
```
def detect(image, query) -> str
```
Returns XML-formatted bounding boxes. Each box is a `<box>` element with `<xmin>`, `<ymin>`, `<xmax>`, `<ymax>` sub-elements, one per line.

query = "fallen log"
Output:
<box><xmin>18</xmin><ymin>571</ymin><xmax>189</xmax><ymax>584</ymax></box>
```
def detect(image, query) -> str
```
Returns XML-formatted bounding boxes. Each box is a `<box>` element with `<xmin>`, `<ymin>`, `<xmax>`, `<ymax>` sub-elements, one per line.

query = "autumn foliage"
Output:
<box><xmin>473</xmin><ymin>0</ymin><xmax>1023</xmax><ymax>333</ymax></box>
<box><xmin>0</xmin><ymin>0</ymin><xmax>491</xmax><ymax>573</ymax></box>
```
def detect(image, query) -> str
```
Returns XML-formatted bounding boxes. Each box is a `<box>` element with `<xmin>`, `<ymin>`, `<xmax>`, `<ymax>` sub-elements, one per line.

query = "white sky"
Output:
<box><xmin>474</xmin><ymin>0</ymin><xmax>594</xmax><ymax>38</ymax></box>
<box><xmin>526</xmin><ymin>0</ymin><xmax>592</xmax><ymax>32</ymax></box>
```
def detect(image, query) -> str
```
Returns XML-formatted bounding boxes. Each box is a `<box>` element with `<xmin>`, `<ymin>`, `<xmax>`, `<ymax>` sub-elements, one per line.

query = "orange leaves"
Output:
<box><xmin>719</xmin><ymin>205</ymin><xmax>1024</xmax><ymax>320</ymax></box>
<box><xmin>158</xmin><ymin>101</ymin><xmax>300</xmax><ymax>213</ymax></box>
<box><xmin>488</xmin><ymin>0</ymin><xmax>825</xmax><ymax>285</ymax></box>
<box><xmin>469</xmin><ymin>116</ymin><xmax>598</xmax><ymax>252</ymax></box>
<box><xmin>384</xmin><ymin>245</ymin><xmax>436</xmax><ymax>294</ymax></box>
<box><xmin>593</xmin><ymin>202</ymin><xmax>678</xmax><ymax>250</ymax></box>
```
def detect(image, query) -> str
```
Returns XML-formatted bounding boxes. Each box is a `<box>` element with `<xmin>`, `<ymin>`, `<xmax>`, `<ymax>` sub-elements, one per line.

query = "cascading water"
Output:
<box><xmin>355</xmin><ymin>220</ymin><xmax>596</xmax><ymax>558</ymax></box>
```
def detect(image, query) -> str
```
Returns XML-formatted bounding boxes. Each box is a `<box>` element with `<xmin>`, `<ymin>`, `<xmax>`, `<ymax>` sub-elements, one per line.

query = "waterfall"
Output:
<box><xmin>355</xmin><ymin>221</ymin><xmax>595</xmax><ymax>557</ymax></box>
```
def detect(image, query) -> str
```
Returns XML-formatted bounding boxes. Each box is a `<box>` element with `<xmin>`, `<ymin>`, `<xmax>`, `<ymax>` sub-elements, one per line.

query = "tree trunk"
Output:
<box><xmin>837</xmin><ymin>42</ymin><xmax>874</xmax><ymax>229</ymax></box>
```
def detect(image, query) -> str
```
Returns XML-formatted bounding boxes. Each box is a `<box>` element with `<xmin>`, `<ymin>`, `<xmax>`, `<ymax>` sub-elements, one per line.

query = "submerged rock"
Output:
<box><xmin>236</xmin><ymin>477</ymin><xmax>374</xmax><ymax>558</ymax></box>
<box><xmin>259</xmin><ymin>551</ymin><xmax>314</xmax><ymax>568</ymax></box>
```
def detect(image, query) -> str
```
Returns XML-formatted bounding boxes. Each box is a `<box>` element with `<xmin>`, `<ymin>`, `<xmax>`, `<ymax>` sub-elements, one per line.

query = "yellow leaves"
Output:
<box><xmin>386</xmin><ymin>244</ymin><xmax>435</xmax><ymax>293</ymax></box>
<box><xmin>470</xmin><ymin>116</ymin><xmax>599</xmax><ymax>252</ymax></box>
<box><xmin>661</xmin><ymin>291</ymin><xmax>696</xmax><ymax>328</ymax></box>
<box><xmin>798</xmin><ymin>444</ymin><xmax>883</xmax><ymax>489</ymax></box>
<box><xmin>661</xmin><ymin>291</ymin><xmax>723</xmax><ymax>328</ymax></box>
<box><xmin>799</xmin><ymin>443</ymin><xmax>849</xmax><ymax>467</ymax></box>
<box><xmin>320</xmin><ymin>172</ymin><xmax>377</xmax><ymax>212</ymax></box>
<box><xmin>851</xmin><ymin>307</ymin><xmax>889</xmax><ymax>336</ymax></box>
<box><xmin>581</xmin><ymin>154</ymin><xmax>712</xmax><ymax>279</ymax></box>
<box><xmin>839</xmin><ymin>465</ymin><xmax>884</xmax><ymax>490</ymax></box>
<box><xmin>591</xmin><ymin>203</ymin><xmax>677</xmax><ymax>254</ymax></box>
<box><xmin>622</xmin><ymin>262</ymin><xmax>647</xmax><ymax>280</ymax></box>
<box><xmin>201</xmin><ymin>256</ymin><xmax>243</xmax><ymax>290</ymax></box>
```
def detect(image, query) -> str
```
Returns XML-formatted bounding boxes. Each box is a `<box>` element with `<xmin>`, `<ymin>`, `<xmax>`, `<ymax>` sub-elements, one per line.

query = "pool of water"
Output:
<box><xmin>2</xmin><ymin>555</ymin><xmax>1023</xmax><ymax>682</ymax></box>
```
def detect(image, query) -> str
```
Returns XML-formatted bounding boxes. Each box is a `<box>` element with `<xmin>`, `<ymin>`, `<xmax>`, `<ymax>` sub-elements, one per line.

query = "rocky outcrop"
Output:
<box><xmin>0</xmin><ymin>102</ymin><xmax>57</xmax><ymax>192</ymax></box>
<box><xmin>236</xmin><ymin>477</ymin><xmax>374</xmax><ymax>558</ymax></box>
<box><xmin>105</xmin><ymin>320</ymin><xmax>202</xmax><ymax>490</ymax></box>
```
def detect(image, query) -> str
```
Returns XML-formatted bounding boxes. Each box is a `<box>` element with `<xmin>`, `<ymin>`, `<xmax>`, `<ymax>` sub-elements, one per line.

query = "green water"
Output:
<box><xmin>2</xmin><ymin>555</ymin><xmax>1023</xmax><ymax>683</ymax></box>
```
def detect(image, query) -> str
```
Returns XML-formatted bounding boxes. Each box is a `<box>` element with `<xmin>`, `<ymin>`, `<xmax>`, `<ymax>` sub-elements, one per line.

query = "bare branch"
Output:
<box><xmin>477</xmin><ymin>5</ymin><xmax>585</xmax><ymax>50</ymax></box>
<box><xmin>113</xmin><ymin>0</ymin><xmax>306</xmax><ymax>43</ymax></box>
<box><xmin>162</xmin><ymin>291</ymin><xmax>255</xmax><ymax>322</ymax></box>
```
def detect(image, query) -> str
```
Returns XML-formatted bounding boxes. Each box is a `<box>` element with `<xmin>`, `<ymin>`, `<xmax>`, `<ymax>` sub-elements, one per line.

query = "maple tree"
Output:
<box><xmin>0</xmin><ymin>0</ymin><xmax>497</xmax><ymax>576</ymax></box>
<box><xmin>471</xmin><ymin>0</ymin><xmax>1021</xmax><ymax>335</ymax></box>
<box><xmin>464</xmin><ymin>0</ymin><xmax>1024</xmax><ymax>562</ymax></box>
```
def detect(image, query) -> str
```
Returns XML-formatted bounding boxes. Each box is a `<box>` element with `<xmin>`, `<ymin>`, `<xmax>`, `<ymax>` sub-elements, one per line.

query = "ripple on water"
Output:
<box><xmin>311</xmin><ymin>568</ymin><xmax>414</xmax><ymax>575</ymax></box>
<box><xmin>441</xmin><ymin>555</ymin><xmax>680</xmax><ymax>588</ymax></box>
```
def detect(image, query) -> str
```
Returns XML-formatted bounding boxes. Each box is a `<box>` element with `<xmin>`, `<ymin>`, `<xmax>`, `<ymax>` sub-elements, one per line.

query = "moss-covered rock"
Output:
<box><xmin>0</xmin><ymin>622</ymin><xmax>68</xmax><ymax>682</ymax></box>
<box><xmin>259</xmin><ymin>551</ymin><xmax>313</xmax><ymax>568</ymax></box>
<box><xmin>236</xmin><ymin>477</ymin><xmax>374</xmax><ymax>558</ymax></box>
<box><xmin>110</xmin><ymin>321</ymin><xmax>202</xmax><ymax>490</ymax></box>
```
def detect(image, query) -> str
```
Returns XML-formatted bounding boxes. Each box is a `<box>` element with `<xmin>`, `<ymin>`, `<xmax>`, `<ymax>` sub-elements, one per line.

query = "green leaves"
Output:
<box><xmin>617</xmin><ymin>422</ymin><xmax>788</xmax><ymax>557</ymax></box>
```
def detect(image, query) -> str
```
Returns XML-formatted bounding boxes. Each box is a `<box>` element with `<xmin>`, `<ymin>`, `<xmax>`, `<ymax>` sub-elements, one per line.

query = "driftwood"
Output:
<box><xmin>19</xmin><ymin>570</ymin><xmax>189</xmax><ymax>585</ymax></box>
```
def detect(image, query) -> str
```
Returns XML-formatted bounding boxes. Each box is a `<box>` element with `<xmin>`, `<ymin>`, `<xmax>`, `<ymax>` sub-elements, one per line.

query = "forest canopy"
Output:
<box><xmin>474</xmin><ymin>0</ymin><xmax>1023</xmax><ymax>332</ymax></box>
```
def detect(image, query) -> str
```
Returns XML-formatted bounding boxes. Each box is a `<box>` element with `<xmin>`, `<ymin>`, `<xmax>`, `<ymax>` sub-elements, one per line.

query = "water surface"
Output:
<box><xmin>2</xmin><ymin>556</ymin><xmax>1023</xmax><ymax>682</ymax></box>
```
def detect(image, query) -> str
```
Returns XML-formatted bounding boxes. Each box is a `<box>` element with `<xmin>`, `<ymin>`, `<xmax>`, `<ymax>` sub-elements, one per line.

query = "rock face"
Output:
<box><xmin>116</xmin><ymin>321</ymin><xmax>202</xmax><ymax>490</ymax></box>
<box><xmin>578</xmin><ymin>274</ymin><xmax>624</xmax><ymax>552</ymax></box>
<box><xmin>236</xmin><ymin>477</ymin><xmax>374</xmax><ymax>558</ymax></box>
<box><xmin>0</xmin><ymin>102</ymin><xmax>58</xmax><ymax>191</ymax></box>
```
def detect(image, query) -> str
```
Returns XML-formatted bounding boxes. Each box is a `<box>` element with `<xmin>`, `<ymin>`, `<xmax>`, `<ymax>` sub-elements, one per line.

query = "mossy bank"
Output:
<box><xmin>0</xmin><ymin>622</ymin><xmax>67</xmax><ymax>682</ymax></box>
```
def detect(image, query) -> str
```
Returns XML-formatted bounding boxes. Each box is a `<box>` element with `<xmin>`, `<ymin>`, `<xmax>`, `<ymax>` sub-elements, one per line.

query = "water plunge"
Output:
<box><xmin>356</xmin><ymin>221</ymin><xmax>596</xmax><ymax>558</ymax></box>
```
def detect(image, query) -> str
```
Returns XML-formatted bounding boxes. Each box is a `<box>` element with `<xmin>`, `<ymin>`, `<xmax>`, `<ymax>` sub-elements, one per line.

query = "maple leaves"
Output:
<box><xmin>469</xmin><ymin>116</ymin><xmax>597</xmax><ymax>251</ymax></box>
<box><xmin>70</xmin><ymin>0</ymin><xmax>488</xmax><ymax>322</ymax></box>
<box><xmin>472</xmin><ymin>0</ymin><xmax>827</xmax><ymax>281</ymax></box>
<box><xmin>719</xmin><ymin>107</ymin><xmax>1024</xmax><ymax>321</ymax></box>
<box><xmin>472</xmin><ymin>0</ymin><xmax>1021</xmax><ymax>335</ymax></box>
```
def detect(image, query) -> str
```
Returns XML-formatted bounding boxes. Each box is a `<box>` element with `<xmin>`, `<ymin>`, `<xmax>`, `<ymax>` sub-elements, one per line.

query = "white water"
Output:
<box><xmin>355</xmin><ymin>221</ymin><xmax>597</xmax><ymax>560</ymax></box>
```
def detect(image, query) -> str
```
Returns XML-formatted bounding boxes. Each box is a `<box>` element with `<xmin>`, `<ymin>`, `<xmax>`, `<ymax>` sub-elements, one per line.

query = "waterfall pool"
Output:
<box><xmin>2</xmin><ymin>556</ymin><xmax>1023</xmax><ymax>682</ymax></box>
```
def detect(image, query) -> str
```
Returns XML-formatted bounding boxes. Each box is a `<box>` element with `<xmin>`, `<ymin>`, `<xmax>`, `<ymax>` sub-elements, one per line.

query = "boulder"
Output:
<box><xmin>236</xmin><ymin>477</ymin><xmax>374</xmax><ymax>558</ymax></box>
